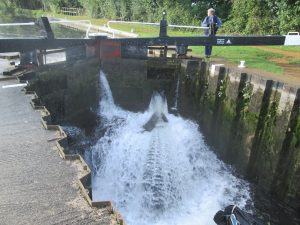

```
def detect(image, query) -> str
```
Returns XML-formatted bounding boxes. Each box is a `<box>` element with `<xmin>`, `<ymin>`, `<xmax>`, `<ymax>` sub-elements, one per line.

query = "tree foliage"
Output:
<box><xmin>0</xmin><ymin>0</ymin><xmax>44</xmax><ymax>17</ymax></box>
<box><xmin>222</xmin><ymin>0</ymin><xmax>273</xmax><ymax>35</ymax></box>
<box><xmin>1</xmin><ymin>0</ymin><xmax>299</xmax><ymax>35</ymax></box>
<box><xmin>276</xmin><ymin>0</ymin><xmax>300</xmax><ymax>34</ymax></box>
<box><xmin>42</xmin><ymin>0</ymin><xmax>82</xmax><ymax>12</ymax></box>
<box><xmin>223</xmin><ymin>0</ymin><xmax>300</xmax><ymax>35</ymax></box>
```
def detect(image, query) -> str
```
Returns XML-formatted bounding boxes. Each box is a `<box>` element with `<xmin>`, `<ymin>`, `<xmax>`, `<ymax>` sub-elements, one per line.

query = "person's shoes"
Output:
<box><xmin>205</xmin><ymin>55</ymin><xmax>211</xmax><ymax>58</ymax></box>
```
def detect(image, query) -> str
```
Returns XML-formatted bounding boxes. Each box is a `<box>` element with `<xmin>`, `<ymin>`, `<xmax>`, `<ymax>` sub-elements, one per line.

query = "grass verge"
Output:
<box><xmin>191</xmin><ymin>46</ymin><xmax>284</xmax><ymax>75</ymax></box>
<box><xmin>289</xmin><ymin>59</ymin><xmax>300</xmax><ymax>65</ymax></box>
<box><xmin>267</xmin><ymin>46</ymin><xmax>300</xmax><ymax>53</ymax></box>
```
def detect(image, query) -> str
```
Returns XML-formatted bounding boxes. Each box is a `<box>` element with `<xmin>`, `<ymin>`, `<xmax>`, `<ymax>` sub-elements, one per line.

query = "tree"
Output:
<box><xmin>191</xmin><ymin>0</ymin><xmax>232</xmax><ymax>23</ymax></box>
<box><xmin>131</xmin><ymin>0</ymin><xmax>150</xmax><ymax>21</ymax></box>
<box><xmin>1</xmin><ymin>0</ymin><xmax>298</xmax><ymax>35</ymax></box>
<box><xmin>222</xmin><ymin>0</ymin><xmax>277</xmax><ymax>35</ymax></box>
<box><xmin>42</xmin><ymin>0</ymin><xmax>82</xmax><ymax>12</ymax></box>
<box><xmin>119</xmin><ymin>0</ymin><xmax>132</xmax><ymax>20</ymax></box>
<box><xmin>79</xmin><ymin>0</ymin><xmax>102</xmax><ymax>18</ymax></box>
<box><xmin>0</xmin><ymin>0</ymin><xmax>44</xmax><ymax>16</ymax></box>
<box><xmin>223</xmin><ymin>0</ymin><xmax>300</xmax><ymax>35</ymax></box>
<box><xmin>102</xmin><ymin>0</ymin><xmax>119</xmax><ymax>19</ymax></box>
<box><xmin>276</xmin><ymin>0</ymin><xmax>300</xmax><ymax>34</ymax></box>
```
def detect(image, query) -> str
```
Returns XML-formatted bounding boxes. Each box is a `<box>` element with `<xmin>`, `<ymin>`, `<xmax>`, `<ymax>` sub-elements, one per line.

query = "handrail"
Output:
<box><xmin>0</xmin><ymin>22</ymin><xmax>35</xmax><ymax>26</ymax></box>
<box><xmin>61</xmin><ymin>7</ymin><xmax>81</xmax><ymax>10</ymax></box>
<box><xmin>50</xmin><ymin>20</ymin><xmax>91</xmax><ymax>24</ymax></box>
<box><xmin>107</xmin><ymin>20</ymin><xmax>160</xmax><ymax>28</ymax></box>
<box><xmin>107</xmin><ymin>20</ymin><xmax>209</xmax><ymax>30</ymax></box>
<box><xmin>49</xmin><ymin>18</ymin><xmax>137</xmax><ymax>38</ymax></box>
<box><xmin>0</xmin><ymin>20</ymin><xmax>91</xmax><ymax>26</ymax></box>
<box><xmin>169</xmin><ymin>24</ymin><xmax>208</xmax><ymax>29</ymax></box>
<box><xmin>0</xmin><ymin>19</ymin><xmax>92</xmax><ymax>39</ymax></box>
<box><xmin>60</xmin><ymin>7</ymin><xmax>83</xmax><ymax>16</ymax></box>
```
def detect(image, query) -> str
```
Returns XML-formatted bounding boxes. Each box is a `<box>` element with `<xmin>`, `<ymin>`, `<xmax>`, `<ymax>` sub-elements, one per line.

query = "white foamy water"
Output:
<box><xmin>92</xmin><ymin>71</ymin><xmax>252</xmax><ymax>225</ymax></box>
<box><xmin>171</xmin><ymin>73</ymin><xmax>180</xmax><ymax>112</ymax></box>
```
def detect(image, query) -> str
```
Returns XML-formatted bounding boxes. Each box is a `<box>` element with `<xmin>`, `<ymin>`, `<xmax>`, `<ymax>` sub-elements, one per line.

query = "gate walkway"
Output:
<box><xmin>0</xmin><ymin>78</ymin><xmax>111</xmax><ymax>224</ymax></box>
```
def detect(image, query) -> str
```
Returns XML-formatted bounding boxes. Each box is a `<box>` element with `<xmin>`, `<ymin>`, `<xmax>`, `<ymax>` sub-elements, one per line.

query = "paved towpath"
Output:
<box><xmin>0</xmin><ymin>78</ymin><xmax>112</xmax><ymax>224</ymax></box>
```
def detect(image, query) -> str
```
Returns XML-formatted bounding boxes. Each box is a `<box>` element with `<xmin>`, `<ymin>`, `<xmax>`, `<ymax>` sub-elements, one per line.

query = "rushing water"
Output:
<box><xmin>170</xmin><ymin>73</ymin><xmax>180</xmax><ymax>112</ymax></box>
<box><xmin>92</xmin><ymin>71</ymin><xmax>252</xmax><ymax>225</ymax></box>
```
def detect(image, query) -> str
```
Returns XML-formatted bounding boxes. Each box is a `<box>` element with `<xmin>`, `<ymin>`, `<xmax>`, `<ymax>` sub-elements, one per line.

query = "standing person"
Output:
<box><xmin>202</xmin><ymin>8</ymin><xmax>222</xmax><ymax>58</ymax></box>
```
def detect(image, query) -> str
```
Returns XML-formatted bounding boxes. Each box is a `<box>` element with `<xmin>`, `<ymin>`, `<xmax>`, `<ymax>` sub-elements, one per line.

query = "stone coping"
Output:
<box><xmin>22</xmin><ymin>80</ymin><xmax>125</xmax><ymax>224</ymax></box>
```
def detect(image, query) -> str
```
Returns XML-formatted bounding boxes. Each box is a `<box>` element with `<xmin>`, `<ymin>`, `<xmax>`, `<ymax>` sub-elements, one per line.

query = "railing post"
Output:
<box><xmin>159</xmin><ymin>11</ymin><xmax>168</xmax><ymax>37</ymax></box>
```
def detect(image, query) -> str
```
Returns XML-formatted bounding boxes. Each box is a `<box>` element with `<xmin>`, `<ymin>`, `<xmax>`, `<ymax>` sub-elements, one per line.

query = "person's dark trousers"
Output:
<box><xmin>205</xmin><ymin>44</ymin><xmax>212</xmax><ymax>57</ymax></box>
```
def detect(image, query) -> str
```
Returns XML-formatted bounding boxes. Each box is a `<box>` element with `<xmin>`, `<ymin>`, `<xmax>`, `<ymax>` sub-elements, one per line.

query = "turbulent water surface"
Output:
<box><xmin>92</xmin><ymin>71</ymin><xmax>252</xmax><ymax>225</ymax></box>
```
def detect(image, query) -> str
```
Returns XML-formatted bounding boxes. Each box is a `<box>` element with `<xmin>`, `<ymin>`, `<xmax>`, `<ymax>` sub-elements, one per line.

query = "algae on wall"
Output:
<box><xmin>185</xmin><ymin>62</ymin><xmax>258</xmax><ymax>170</ymax></box>
<box><xmin>272</xmin><ymin>89</ymin><xmax>300</xmax><ymax>209</ymax></box>
<box><xmin>247</xmin><ymin>81</ymin><xmax>282</xmax><ymax>190</ymax></box>
<box><xmin>226</xmin><ymin>74</ymin><xmax>254</xmax><ymax>170</ymax></box>
<box><xmin>180</xmin><ymin>60</ymin><xmax>300</xmax><ymax>210</ymax></box>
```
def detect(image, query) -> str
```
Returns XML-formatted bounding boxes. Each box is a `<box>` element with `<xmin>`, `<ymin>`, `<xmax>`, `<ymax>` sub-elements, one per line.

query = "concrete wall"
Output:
<box><xmin>26</xmin><ymin>58</ymin><xmax>101</xmax><ymax>128</ymax></box>
<box><xmin>181</xmin><ymin>60</ymin><xmax>300</xmax><ymax>210</ymax></box>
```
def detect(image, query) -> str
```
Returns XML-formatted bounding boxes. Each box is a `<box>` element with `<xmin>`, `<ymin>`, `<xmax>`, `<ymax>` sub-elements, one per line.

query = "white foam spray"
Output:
<box><xmin>92</xmin><ymin>71</ymin><xmax>252</xmax><ymax>225</ymax></box>
<box><xmin>171</xmin><ymin>73</ymin><xmax>180</xmax><ymax>112</ymax></box>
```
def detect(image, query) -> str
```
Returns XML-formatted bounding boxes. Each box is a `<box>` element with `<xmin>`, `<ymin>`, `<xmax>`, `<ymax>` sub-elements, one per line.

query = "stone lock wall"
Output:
<box><xmin>26</xmin><ymin>59</ymin><xmax>101</xmax><ymax>124</ymax></box>
<box><xmin>181</xmin><ymin>60</ymin><xmax>300</xmax><ymax>210</ymax></box>
<box><xmin>101</xmin><ymin>58</ymin><xmax>178</xmax><ymax>112</ymax></box>
<box><xmin>24</xmin><ymin>56</ymin><xmax>300</xmax><ymax>211</ymax></box>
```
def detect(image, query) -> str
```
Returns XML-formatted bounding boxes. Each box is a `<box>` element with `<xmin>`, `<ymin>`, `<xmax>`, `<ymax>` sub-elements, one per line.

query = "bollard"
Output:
<box><xmin>238</xmin><ymin>60</ymin><xmax>246</xmax><ymax>68</ymax></box>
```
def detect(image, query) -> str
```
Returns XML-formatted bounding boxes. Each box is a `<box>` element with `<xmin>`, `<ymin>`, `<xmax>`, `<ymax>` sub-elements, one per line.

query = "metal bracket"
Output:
<box><xmin>176</xmin><ymin>45</ymin><xmax>188</xmax><ymax>56</ymax></box>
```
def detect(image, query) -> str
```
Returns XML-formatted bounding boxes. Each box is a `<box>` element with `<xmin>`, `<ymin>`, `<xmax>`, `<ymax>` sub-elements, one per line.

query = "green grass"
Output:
<box><xmin>108</xmin><ymin>23</ymin><xmax>159</xmax><ymax>37</ymax></box>
<box><xmin>267</xmin><ymin>46</ymin><xmax>300</xmax><ymax>53</ymax></box>
<box><xmin>289</xmin><ymin>59</ymin><xmax>300</xmax><ymax>64</ymax></box>
<box><xmin>38</xmin><ymin>12</ymin><xmax>203</xmax><ymax>37</ymax></box>
<box><xmin>28</xmin><ymin>9</ymin><xmax>45</xmax><ymax>17</ymax></box>
<box><xmin>109</xmin><ymin>23</ymin><xmax>201</xmax><ymax>37</ymax></box>
<box><xmin>191</xmin><ymin>46</ymin><xmax>284</xmax><ymax>75</ymax></box>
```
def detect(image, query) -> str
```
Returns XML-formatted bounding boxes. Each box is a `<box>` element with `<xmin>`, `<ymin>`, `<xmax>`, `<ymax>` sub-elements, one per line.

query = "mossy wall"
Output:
<box><xmin>180</xmin><ymin>60</ymin><xmax>300</xmax><ymax>210</ymax></box>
